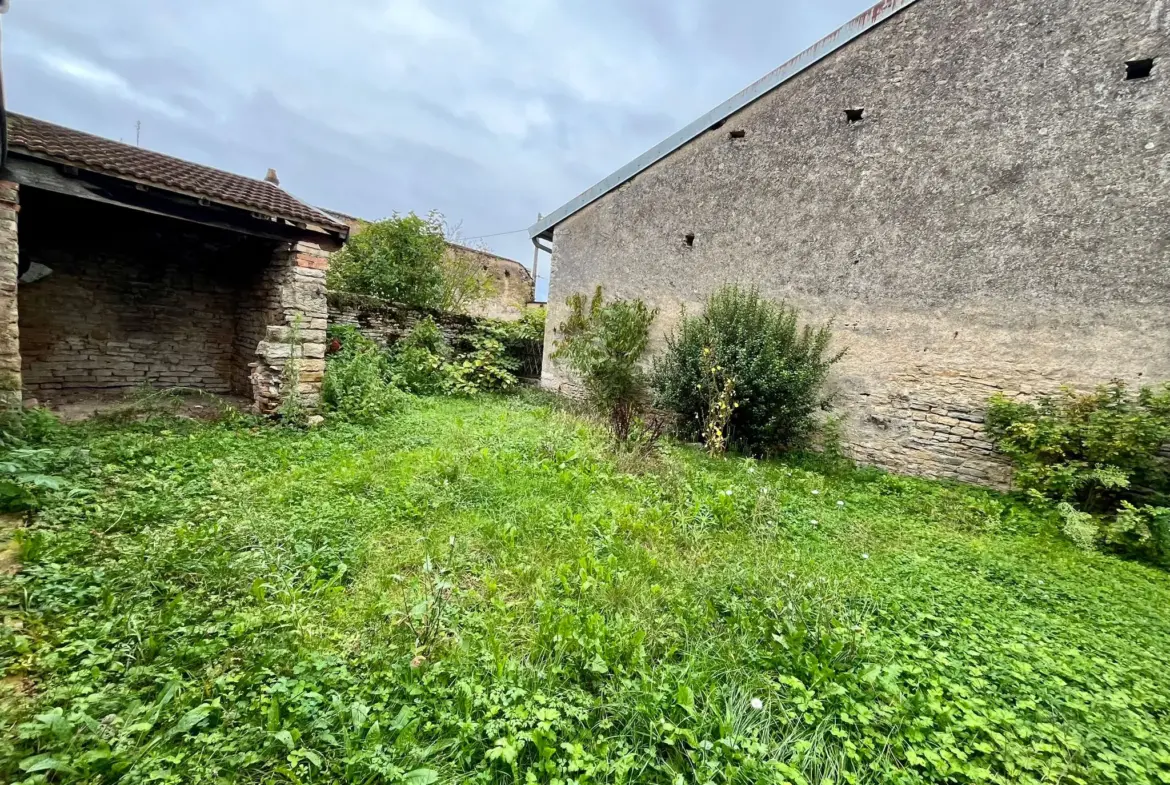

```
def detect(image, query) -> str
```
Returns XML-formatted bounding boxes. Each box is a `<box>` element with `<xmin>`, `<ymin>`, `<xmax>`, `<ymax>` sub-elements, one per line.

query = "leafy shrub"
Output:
<box><xmin>444</xmin><ymin>327</ymin><xmax>519</xmax><ymax>395</ymax></box>
<box><xmin>327</xmin><ymin>213</ymin><xmax>448</xmax><ymax>308</ymax></box>
<box><xmin>389</xmin><ymin>318</ymin><xmax>520</xmax><ymax>397</ymax></box>
<box><xmin>653</xmin><ymin>286</ymin><xmax>843</xmax><ymax>455</ymax></box>
<box><xmin>552</xmin><ymin>287</ymin><xmax>657</xmax><ymax>441</ymax></box>
<box><xmin>322</xmin><ymin>328</ymin><xmax>406</xmax><ymax>423</ymax></box>
<box><xmin>389</xmin><ymin>318</ymin><xmax>451</xmax><ymax>395</ymax></box>
<box><xmin>0</xmin><ymin>409</ymin><xmax>76</xmax><ymax>512</ymax></box>
<box><xmin>986</xmin><ymin>382</ymin><xmax>1170</xmax><ymax>565</ymax></box>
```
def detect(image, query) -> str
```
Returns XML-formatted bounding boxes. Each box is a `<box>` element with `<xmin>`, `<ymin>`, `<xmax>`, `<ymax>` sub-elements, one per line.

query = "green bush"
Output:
<box><xmin>552</xmin><ymin>287</ymin><xmax>657</xmax><ymax>441</ymax></box>
<box><xmin>327</xmin><ymin>213</ymin><xmax>447</xmax><ymax>308</ymax></box>
<box><xmin>653</xmin><ymin>286</ymin><xmax>843</xmax><ymax>455</ymax></box>
<box><xmin>444</xmin><ymin>327</ymin><xmax>519</xmax><ymax>395</ymax></box>
<box><xmin>986</xmin><ymin>382</ymin><xmax>1170</xmax><ymax>565</ymax></box>
<box><xmin>389</xmin><ymin>318</ymin><xmax>520</xmax><ymax>397</ymax></box>
<box><xmin>389</xmin><ymin>318</ymin><xmax>451</xmax><ymax>396</ymax></box>
<box><xmin>0</xmin><ymin>409</ymin><xmax>77</xmax><ymax>512</ymax></box>
<box><xmin>322</xmin><ymin>327</ymin><xmax>406</xmax><ymax>423</ymax></box>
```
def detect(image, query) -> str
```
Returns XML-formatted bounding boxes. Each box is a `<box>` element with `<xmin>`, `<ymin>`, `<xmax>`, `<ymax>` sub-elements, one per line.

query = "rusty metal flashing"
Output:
<box><xmin>529</xmin><ymin>0</ymin><xmax>922</xmax><ymax>243</ymax></box>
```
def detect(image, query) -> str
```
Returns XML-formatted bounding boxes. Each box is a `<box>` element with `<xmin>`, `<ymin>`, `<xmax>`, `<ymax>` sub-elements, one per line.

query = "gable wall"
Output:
<box><xmin>543</xmin><ymin>0</ymin><xmax>1170</xmax><ymax>485</ymax></box>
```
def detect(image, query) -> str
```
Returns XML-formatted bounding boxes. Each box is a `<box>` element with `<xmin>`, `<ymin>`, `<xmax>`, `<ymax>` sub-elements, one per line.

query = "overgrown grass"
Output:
<box><xmin>1</xmin><ymin>395</ymin><xmax>1169</xmax><ymax>784</ymax></box>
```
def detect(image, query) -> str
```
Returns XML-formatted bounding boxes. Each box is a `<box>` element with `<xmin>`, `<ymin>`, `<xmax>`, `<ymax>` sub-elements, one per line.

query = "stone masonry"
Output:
<box><xmin>0</xmin><ymin>182</ymin><xmax>19</xmax><ymax>409</ymax></box>
<box><xmin>13</xmin><ymin>188</ymin><xmax>337</xmax><ymax>413</ymax></box>
<box><xmin>249</xmin><ymin>240</ymin><xmax>335</xmax><ymax>413</ymax></box>
<box><xmin>540</xmin><ymin>0</ymin><xmax>1170</xmax><ymax>488</ymax></box>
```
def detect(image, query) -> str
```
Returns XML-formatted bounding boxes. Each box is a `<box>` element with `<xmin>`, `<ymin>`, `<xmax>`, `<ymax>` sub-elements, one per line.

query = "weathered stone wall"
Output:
<box><xmin>543</xmin><ymin>0</ymin><xmax>1170</xmax><ymax>487</ymax></box>
<box><xmin>17</xmin><ymin>190</ymin><xmax>273</xmax><ymax>402</ymax></box>
<box><xmin>328</xmin><ymin>292</ymin><xmax>482</xmax><ymax>349</ymax></box>
<box><xmin>446</xmin><ymin>243</ymin><xmax>534</xmax><ymax>321</ymax></box>
<box><xmin>248</xmin><ymin>240</ymin><xmax>336</xmax><ymax>414</ymax></box>
<box><xmin>328</xmin><ymin>292</ymin><xmax>543</xmax><ymax>378</ymax></box>
<box><xmin>0</xmin><ymin>182</ymin><xmax>20</xmax><ymax>409</ymax></box>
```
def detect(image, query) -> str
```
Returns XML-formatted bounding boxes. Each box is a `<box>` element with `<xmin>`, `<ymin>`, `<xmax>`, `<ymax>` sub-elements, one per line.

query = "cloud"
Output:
<box><xmin>2</xmin><ymin>0</ymin><xmax>879</xmax><ymax>298</ymax></box>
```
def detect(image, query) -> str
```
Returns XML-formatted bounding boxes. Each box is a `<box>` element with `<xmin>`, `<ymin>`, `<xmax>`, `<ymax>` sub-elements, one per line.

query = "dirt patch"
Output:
<box><xmin>26</xmin><ymin>388</ymin><xmax>253</xmax><ymax>423</ymax></box>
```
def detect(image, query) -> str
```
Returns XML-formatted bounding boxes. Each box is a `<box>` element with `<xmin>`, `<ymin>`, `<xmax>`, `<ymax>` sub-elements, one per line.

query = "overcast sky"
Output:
<box><xmin>4</xmin><ymin>0</ymin><xmax>878</xmax><ymax>300</ymax></box>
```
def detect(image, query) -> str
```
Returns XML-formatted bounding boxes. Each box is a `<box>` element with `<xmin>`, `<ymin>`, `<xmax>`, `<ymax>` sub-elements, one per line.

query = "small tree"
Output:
<box><xmin>653</xmin><ymin>286</ymin><xmax>843</xmax><ymax>455</ymax></box>
<box><xmin>327</xmin><ymin>212</ymin><xmax>447</xmax><ymax>308</ymax></box>
<box><xmin>552</xmin><ymin>288</ymin><xmax>657</xmax><ymax>441</ymax></box>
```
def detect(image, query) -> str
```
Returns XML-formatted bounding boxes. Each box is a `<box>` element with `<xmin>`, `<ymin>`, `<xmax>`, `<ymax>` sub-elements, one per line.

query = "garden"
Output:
<box><xmin>1</xmin><ymin>218</ymin><xmax>1169</xmax><ymax>783</ymax></box>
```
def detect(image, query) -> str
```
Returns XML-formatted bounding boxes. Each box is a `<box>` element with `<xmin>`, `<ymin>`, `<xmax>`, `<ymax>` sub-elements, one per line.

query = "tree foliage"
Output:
<box><xmin>327</xmin><ymin>213</ymin><xmax>448</xmax><ymax>308</ymax></box>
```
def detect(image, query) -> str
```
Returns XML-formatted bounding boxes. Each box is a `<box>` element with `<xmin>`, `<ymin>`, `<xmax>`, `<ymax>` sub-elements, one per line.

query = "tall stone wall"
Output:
<box><xmin>543</xmin><ymin>0</ymin><xmax>1170</xmax><ymax>487</ymax></box>
<box><xmin>0</xmin><ymin>182</ymin><xmax>20</xmax><ymax>409</ymax></box>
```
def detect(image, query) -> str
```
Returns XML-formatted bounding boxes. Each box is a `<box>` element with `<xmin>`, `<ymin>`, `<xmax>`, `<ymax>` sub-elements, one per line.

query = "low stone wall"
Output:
<box><xmin>327</xmin><ymin>292</ymin><xmax>542</xmax><ymax>378</ymax></box>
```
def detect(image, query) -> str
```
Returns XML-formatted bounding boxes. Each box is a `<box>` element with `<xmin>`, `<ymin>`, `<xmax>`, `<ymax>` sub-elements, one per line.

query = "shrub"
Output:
<box><xmin>327</xmin><ymin>213</ymin><xmax>448</xmax><ymax>308</ymax></box>
<box><xmin>444</xmin><ymin>326</ymin><xmax>520</xmax><ymax>395</ymax></box>
<box><xmin>389</xmin><ymin>318</ymin><xmax>451</xmax><ymax>396</ymax></box>
<box><xmin>552</xmin><ymin>288</ymin><xmax>657</xmax><ymax>441</ymax></box>
<box><xmin>0</xmin><ymin>409</ymin><xmax>76</xmax><ymax>513</ymax></box>
<box><xmin>986</xmin><ymin>382</ymin><xmax>1170</xmax><ymax>565</ymax></box>
<box><xmin>322</xmin><ymin>328</ymin><xmax>405</xmax><ymax>423</ymax></box>
<box><xmin>389</xmin><ymin>318</ymin><xmax>520</xmax><ymax>397</ymax></box>
<box><xmin>653</xmin><ymin>286</ymin><xmax>843</xmax><ymax>455</ymax></box>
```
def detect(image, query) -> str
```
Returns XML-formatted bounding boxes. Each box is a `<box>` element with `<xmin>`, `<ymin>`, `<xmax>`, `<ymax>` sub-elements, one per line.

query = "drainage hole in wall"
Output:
<box><xmin>845</xmin><ymin>108</ymin><xmax>865</xmax><ymax>123</ymax></box>
<box><xmin>684</xmin><ymin>233</ymin><xmax>696</xmax><ymax>247</ymax></box>
<box><xmin>728</xmin><ymin>129</ymin><xmax>747</xmax><ymax>139</ymax></box>
<box><xmin>1126</xmin><ymin>58</ymin><xmax>1154</xmax><ymax>80</ymax></box>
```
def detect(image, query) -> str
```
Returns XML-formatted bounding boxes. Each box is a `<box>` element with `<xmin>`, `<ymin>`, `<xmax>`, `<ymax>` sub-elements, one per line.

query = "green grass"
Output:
<box><xmin>2</xmin><ymin>394</ymin><xmax>1169</xmax><ymax>784</ymax></box>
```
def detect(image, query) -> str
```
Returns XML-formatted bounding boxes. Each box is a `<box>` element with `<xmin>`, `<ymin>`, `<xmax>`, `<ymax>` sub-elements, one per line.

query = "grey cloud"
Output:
<box><xmin>2</xmin><ymin>0</ymin><xmax>880</xmax><ymax>296</ymax></box>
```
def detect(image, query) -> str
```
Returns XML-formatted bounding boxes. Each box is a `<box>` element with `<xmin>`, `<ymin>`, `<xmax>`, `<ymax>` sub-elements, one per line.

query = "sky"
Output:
<box><xmin>3</xmin><ymin>0</ymin><xmax>879</xmax><ymax>301</ymax></box>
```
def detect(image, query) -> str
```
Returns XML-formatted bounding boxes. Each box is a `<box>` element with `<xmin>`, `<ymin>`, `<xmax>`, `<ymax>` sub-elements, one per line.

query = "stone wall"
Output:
<box><xmin>446</xmin><ymin>243</ymin><xmax>534</xmax><ymax>321</ymax></box>
<box><xmin>542</xmin><ymin>0</ymin><xmax>1170</xmax><ymax>487</ymax></box>
<box><xmin>249</xmin><ymin>241</ymin><xmax>335</xmax><ymax>413</ymax></box>
<box><xmin>0</xmin><ymin>182</ymin><xmax>20</xmax><ymax>409</ymax></box>
<box><xmin>17</xmin><ymin>189</ymin><xmax>273</xmax><ymax>402</ymax></box>
<box><xmin>328</xmin><ymin>292</ymin><xmax>482</xmax><ymax>349</ymax></box>
<box><xmin>327</xmin><ymin>292</ymin><xmax>543</xmax><ymax>379</ymax></box>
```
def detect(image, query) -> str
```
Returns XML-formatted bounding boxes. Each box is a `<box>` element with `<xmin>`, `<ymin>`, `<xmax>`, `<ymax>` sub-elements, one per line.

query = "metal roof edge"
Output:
<box><xmin>529</xmin><ymin>0</ymin><xmax>921</xmax><ymax>242</ymax></box>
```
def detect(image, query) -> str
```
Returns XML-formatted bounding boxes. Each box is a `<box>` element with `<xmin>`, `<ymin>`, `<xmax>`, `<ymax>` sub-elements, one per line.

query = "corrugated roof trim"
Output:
<box><xmin>529</xmin><ymin>0</ymin><xmax>921</xmax><ymax>242</ymax></box>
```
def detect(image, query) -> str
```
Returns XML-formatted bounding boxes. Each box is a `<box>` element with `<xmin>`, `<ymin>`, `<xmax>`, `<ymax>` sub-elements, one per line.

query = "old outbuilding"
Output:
<box><xmin>532</xmin><ymin>0</ymin><xmax>1170</xmax><ymax>487</ymax></box>
<box><xmin>0</xmin><ymin>113</ymin><xmax>348</xmax><ymax>412</ymax></box>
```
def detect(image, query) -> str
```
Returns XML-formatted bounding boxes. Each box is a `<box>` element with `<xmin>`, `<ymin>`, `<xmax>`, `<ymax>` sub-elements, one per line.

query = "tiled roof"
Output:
<box><xmin>7</xmin><ymin>113</ymin><xmax>346</xmax><ymax>233</ymax></box>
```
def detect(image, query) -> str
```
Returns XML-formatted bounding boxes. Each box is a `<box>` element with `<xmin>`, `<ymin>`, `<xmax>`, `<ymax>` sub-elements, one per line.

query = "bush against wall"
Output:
<box><xmin>322</xmin><ymin>326</ymin><xmax>406</xmax><ymax>423</ymax></box>
<box><xmin>387</xmin><ymin>318</ymin><xmax>451</xmax><ymax>396</ymax></box>
<box><xmin>653</xmin><ymin>286</ymin><xmax>843</xmax><ymax>456</ymax></box>
<box><xmin>552</xmin><ymin>287</ymin><xmax>657</xmax><ymax>441</ymax></box>
<box><xmin>986</xmin><ymin>382</ymin><xmax>1170</xmax><ymax>566</ymax></box>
